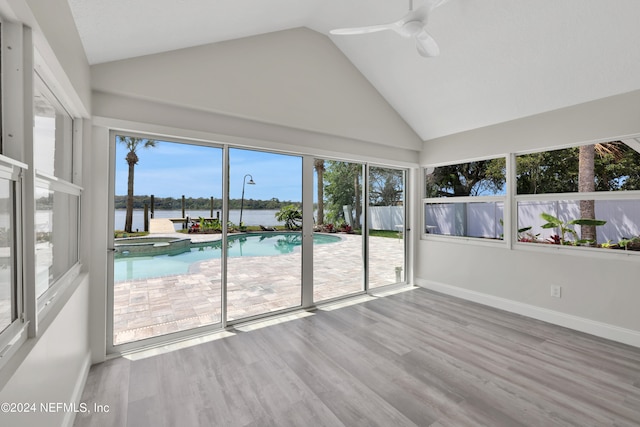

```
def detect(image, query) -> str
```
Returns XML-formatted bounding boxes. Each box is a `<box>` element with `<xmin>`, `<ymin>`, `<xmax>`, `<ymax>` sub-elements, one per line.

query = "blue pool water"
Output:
<box><xmin>114</xmin><ymin>232</ymin><xmax>341</xmax><ymax>282</ymax></box>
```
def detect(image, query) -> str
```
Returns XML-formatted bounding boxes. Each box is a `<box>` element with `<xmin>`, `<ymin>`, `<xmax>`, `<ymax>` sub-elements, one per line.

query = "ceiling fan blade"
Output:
<box><xmin>330</xmin><ymin>0</ymin><xmax>450</xmax><ymax>57</ymax></box>
<box><xmin>330</xmin><ymin>23</ymin><xmax>398</xmax><ymax>36</ymax></box>
<box><xmin>415</xmin><ymin>29</ymin><xmax>440</xmax><ymax>57</ymax></box>
<box><xmin>424</xmin><ymin>0</ymin><xmax>451</xmax><ymax>11</ymax></box>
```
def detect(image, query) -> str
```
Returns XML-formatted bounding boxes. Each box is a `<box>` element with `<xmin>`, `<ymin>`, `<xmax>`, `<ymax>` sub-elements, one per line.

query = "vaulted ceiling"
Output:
<box><xmin>68</xmin><ymin>0</ymin><xmax>640</xmax><ymax>141</ymax></box>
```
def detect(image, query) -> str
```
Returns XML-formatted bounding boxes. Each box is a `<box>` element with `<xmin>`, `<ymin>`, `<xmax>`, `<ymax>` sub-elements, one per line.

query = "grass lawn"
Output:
<box><xmin>114</xmin><ymin>231</ymin><xmax>149</xmax><ymax>238</ymax></box>
<box><xmin>353</xmin><ymin>229</ymin><xmax>402</xmax><ymax>239</ymax></box>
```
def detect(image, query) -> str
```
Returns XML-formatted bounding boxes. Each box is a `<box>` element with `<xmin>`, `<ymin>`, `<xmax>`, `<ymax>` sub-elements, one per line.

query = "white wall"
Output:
<box><xmin>417</xmin><ymin>90</ymin><xmax>640</xmax><ymax>347</ymax></box>
<box><xmin>0</xmin><ymin>278</ymin><xmax>91</xmax><ymax>427</ymax></box>
<box><xmin>92</xmin><ymin>92</ymin><xmax>419</xmax><ymax>166</ymax></box>
<box><xmin>91</xmin><ymin>27</ymin><xmax>421</xmax><ymax>151</ymax></box>
<box><xmin>0</xmin><ymin>1</ymin><xmax>92</xmax><ymax>426</ymax></box>
<box><xmin>5</xmin><ymin>0</ymin><xmax>91</xmax><ymax>116</ymax></box>
<box><xmin>421</xmin><ymin>89</ymin><xmax>640</xmax><ymax>164</ymax></box>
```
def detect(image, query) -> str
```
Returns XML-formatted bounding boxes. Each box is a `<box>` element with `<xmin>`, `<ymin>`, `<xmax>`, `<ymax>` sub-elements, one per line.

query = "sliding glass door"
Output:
<box><xmin>110</xmin><ymin>136</ymin><xmax>223</xmax><ymax>347</ymax></box>
<box><xmin>226</xmin><ymin>148</ymin><xmax>303</xmax><ymax>321</ymax></box>
<box><xmin>109</xmin><ymin>134</ymin><xmax>407</xmax><ymax>351</ymax></box>
<box><xmin>313</xmin><ymin>159</ymin><xmax>365</xmax><ymax>302</ymax></box>
<box><xmin>368</xmin><ymin>166</ymin><xmax>406</xmax><ymax>288</ymax></box>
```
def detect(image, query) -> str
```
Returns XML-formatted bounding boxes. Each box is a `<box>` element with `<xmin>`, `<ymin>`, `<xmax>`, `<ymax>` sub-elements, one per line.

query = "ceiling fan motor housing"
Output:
<box><xmin>399</xmin><ymin>20</ymin><xmax>426</xmax><ymax>38</ymax></box>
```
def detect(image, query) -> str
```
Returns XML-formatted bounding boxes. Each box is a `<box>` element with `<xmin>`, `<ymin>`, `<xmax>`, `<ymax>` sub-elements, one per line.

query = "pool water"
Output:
<box><xmin>114</xmin><ymin>232</ymin><xmax>341</xmax><ymax>282</ymax></box>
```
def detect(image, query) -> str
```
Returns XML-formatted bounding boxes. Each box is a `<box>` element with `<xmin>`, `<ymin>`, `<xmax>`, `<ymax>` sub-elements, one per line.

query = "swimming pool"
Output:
<box><xmin>114</xmin><ymin>232</ymin><xmax>341</xmax><ymax>282</ymax></box>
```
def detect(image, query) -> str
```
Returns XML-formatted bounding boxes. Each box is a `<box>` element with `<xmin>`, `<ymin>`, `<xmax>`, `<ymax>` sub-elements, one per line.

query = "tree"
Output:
<box><xmin>426</xmin><ymin>159</ymin><xmax>505</xmax><ymax>197</ymax></box>
<box><xmin>275</xmin><ymin>204</ymin><xmax>302</xmax><ymax>230</ymax></box>
<box><xmin>516</xmin><ymin>141</ymin><xmax>640</xmax><ymax>195</ymax></box>
<box><xmin>314</xmin><ymin>159</ymin><xmax>325</xmax><ymax>225</ymax></box>
<box><xmin>369</xmin><ymin>168</ymin><xmax>403</xmax><ymax>206</ymax></box>
<box><xmin>352</xmin><ymin>165</ymin><xmax>362</xmax><ymax>229</ymax></box>
<box><xmin>323</xmin><ymin>161</ymin><xmax>363</xmax><ymax>228</ymax></box>
<box><xmin>579</xmin><ymin>142</ymin><xmax>628</xmax><ymax>245</ymax></box>
<box><xmin>118</xmin><ymin>136</ymin><xmax>157</xmax><ymax>232</ymax></box>
<box><xmin>516</xmin><ymin>151</ymin><xmax>578</xmax><ymax>194</ymax></box>
<box><xmin>578</xmin><ymin>145</ymin><xmax>596</xmax><ymax>244</ymax></box>
<box><xmin>517</xmin><ymin>141</ymin><xmax>638</xmax><ymax>245</ymax></box>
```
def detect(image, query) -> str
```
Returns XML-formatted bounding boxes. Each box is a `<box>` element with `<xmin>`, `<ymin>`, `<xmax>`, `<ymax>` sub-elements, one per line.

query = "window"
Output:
<box><xmin>423</xmin><ymin>158</ymin><xmax>506</xmax><ymax>240</ymax></box>
<box><xmin>34</xmin><ymin>75</ymin><xmax>74</xmax><ymax>180</ymax></box>
<box><xmin>0</xmin><ymin>20</ymin><xmax>29</xmax><ymax>369</ymax></box>
<box><xmin>515</xmin><ymin>140</ymin><xmax>640</xmax><ymax>252</ymax></box>
<box><xmin>35</xmin><ymin>178</ymin><xmax>80</xmax><ymax>300</ymax></box>
<box><xmin>33</xmin><ymin>74</ymin><xmax>81</xmax><ymax>309</ymax></box>
<box><xmin>0</xmin><ymin>161</ymin><xmax>19</xmax><ymax>334</ymax></box>
<box><xmin>0</xmin><ymin>155</ymin><xmax>26</xmax><ymax>369</ymax></box>
<box><xmin>0</xmin><ymin>19</ymin><xmax>83</xmax><ymax>371</ymax></box>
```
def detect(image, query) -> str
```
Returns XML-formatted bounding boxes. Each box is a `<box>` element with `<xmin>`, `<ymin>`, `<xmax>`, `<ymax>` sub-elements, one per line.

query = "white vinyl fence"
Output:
<box><xmin>518</xmin><ymin>200</ymin><xmax>640</xmax><ymax>243</ymax></box>
<box><xmin>425</xmin><ymin>203</ymin><xmax>504</xmax><ymax>238</ymax></box>
<box><xmin>368</xmin><ymin>206</ymin><xmax>404</xmax><ymax>230</ymax></box>
<box><xmin>424</xmin><ymin>200</ymin><xmax>640</xmax><ymax>243</ymax></box>
<box><xmin>340</xmin><ymin>206</ymin><xmax>404</xmax><ymax>230</ymax></box>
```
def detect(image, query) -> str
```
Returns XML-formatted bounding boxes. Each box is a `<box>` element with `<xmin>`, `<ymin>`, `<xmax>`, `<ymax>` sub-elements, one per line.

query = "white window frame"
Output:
<box><xmin>421</xmin><ymin>141</ymin><xmax>640</xmax><ymax>260</ymax></box>
<box><xmin>31</xmin><ymin>72</ymin><xmax>83</xmax><ymax>324</ymax></box>
<box><xmin>513</xmin><ymin>139</ymin><xmax>640</xmax><ymax>259</ymax></box>
<box><xmin>422</xmin><ymin>155</ymin><xmax>509</xmax><ymax>247</ymax></box>
<box><xmin>0</xmin><ymin>155</ymin><xmax>28</xmax><ymax>370</ymax></box>
<box><xmin>0</xmin><ymin>14</ymin><xmax>84</xmax><ymax>376</ymax></box>
<box><xmin>34</xmin><ymin>171</ymin><xmax>82</xmax><ymax>318</ymax></box>
<box><xmin>0</xmin><ymin>17</ymin><xmax>31</xmax><ymax>371</ymax></box>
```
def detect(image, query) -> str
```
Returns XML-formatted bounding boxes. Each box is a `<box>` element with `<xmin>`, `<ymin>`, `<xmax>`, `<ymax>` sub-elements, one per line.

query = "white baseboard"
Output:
<box><xmin>414</xmin><ymin>278</ymin><xmax>640</xmax><ymax>349</ymax></box>
<box><xmin>63</xmin><ymin>351</ymin><xmax>92</xmax><ymax>427</ymax></box>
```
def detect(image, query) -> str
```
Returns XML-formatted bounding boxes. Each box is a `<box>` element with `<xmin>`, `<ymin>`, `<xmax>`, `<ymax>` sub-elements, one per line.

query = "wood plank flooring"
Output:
<box><xmin>74</xmin><ymin>288</ymin><xmax>640</xmax><ymax>427</ymax></box>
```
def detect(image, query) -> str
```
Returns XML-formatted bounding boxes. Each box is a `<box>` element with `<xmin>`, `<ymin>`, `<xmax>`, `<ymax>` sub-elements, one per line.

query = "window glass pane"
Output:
<box><xmin>517</xmin><ymin>199</ymin><xmax>640</xmax><ymax>249</ymax></box>
<box><xmin>227</xmin><ymin>148</ymin><xmax>302</xmax><ymax>321</ymax></box>
<box><xmin>516</xmin><ymin>142</ymin><xmax>640</xmax><ymax>195</ymax></box>
<box><xmin>313</xmin><ymin>160</ymin><xmax>364</xmax><ymax>302</ymax></box>
<box><xmin>368</xmin><ymin>166</ymin><xmax>405</xmax><ymax>289</ymax></box>
<box><xmin>425</xmin><ymin>159</ymin><xmax>506</xmax><ymax>197</ymax></box>
<box><xmin>36</xmin><ymin>186</ymin><xmax>79</xmax><ymax>298</ymax></box>
<box><xmin>0</xmin><ymin>179</ymin><xmax>15</xmax><ymax>333</ymax></box>
<box><xmin>112</xmin><ymin>138</ymin><xmax>223</xmax><ymax>345</ymax></box>
<box><xmin>34</xmin><ymin>76</ymin><xmax>73</xmax><ymax>181</ymax></box>
<box><xmin>425</xmin><ymin>201</ymin><xmax>504</xmax><ymax>239</ymax></box>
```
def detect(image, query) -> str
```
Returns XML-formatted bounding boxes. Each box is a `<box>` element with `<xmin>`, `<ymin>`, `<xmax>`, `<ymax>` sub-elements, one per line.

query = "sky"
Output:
<box><xmin>115</xmin><ymin>138</ymin><xmax>303</xmax><ymax>202</ymax></box>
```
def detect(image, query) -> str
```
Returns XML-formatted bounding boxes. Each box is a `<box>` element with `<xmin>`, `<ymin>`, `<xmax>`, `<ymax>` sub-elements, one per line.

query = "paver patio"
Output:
<box><xmin>113</xmin><ymin>233</ymin><xmax>404</xmax><ymax>344</ymax></box>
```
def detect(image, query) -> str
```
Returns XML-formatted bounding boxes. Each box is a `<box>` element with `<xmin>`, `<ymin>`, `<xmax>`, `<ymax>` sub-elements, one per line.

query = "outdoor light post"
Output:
<box><xmin>239</xmin><ymin>174</ymin><xmax>255</xmax><ymax>226</ymax></box>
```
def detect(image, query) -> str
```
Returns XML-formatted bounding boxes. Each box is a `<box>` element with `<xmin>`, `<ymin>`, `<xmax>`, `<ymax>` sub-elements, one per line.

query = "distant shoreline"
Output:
<box><xmin>114</xmin><ymin>196</ymin><xmax>302</xmax><ymax>211</ymax></box>
<box><xmin>114</xmin><ymin>208</ymin><xmax>285</xmax><ymax>230</ymax></box>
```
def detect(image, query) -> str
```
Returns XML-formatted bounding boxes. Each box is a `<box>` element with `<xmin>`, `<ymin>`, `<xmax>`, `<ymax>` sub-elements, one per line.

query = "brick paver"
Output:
<box><xmin>113</xmin><ymin>233</ymin><xmax>404</xmax><ymax>345</ymax></box>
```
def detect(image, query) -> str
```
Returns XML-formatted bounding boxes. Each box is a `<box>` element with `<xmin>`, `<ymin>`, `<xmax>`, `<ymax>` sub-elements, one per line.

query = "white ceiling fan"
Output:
<box><xmin>330</xmin><ymin>0</ymin><xmax>450</xmax><ymax>57</ymax></box>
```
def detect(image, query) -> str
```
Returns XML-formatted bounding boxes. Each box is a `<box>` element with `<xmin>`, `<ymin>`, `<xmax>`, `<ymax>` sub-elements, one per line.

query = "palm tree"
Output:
<box><xmin>314</xmin><ymin>159</ymin><xmax>325</xmax><ymax>225</ymax></box>
<box><xmin>578</xmin><ymin>142</ymin><xmax>623</xmax><ymax>245</ymax></box>
<box><xmin>118</xmin><ymin>136</ymin><xmax>157</xmax><ymax>232</ymax></box>
<box><xmin>352</xmin><ymin>163</ymin><xmax>362</xmax><ymax>229</ymax></box>
<box><xmin>578</xmin><ymin>144</ymin><xmax>596</xmax><ymax>244</ymax></box>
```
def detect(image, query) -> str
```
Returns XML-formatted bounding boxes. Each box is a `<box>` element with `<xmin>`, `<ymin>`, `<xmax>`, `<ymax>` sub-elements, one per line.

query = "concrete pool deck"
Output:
<box><xmin>113</xmin><ymin>232</ymin><xmax>405</xmax><ymax>345</ymax></box>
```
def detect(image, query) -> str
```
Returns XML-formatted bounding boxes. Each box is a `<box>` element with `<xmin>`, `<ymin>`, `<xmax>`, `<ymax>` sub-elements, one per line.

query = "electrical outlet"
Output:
<box><xmin>550</xmin><ymin>285</ymin><xmax>562</xmax><ymax>298</ymax></box>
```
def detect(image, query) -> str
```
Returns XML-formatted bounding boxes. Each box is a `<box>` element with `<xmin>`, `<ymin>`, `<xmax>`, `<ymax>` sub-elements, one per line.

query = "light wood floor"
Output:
<box><xmin>74</xmin><ymin>287</ymin><xmax>640</xmax><ymax>427</ymax></box>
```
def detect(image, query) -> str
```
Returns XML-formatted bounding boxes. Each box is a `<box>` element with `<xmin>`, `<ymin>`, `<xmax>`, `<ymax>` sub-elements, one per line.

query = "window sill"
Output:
<box><xmin>514</xmin><ymin>241</ymin><xmax>640</xmax><ymax>261</ymax></box>
<box><xmin>37</xmin><ymin>263</ymin><xmax>84</xmax><ymax>327</ymax></box>
<box><xmin>421</xmin><ymin>233</ymin><xmax>507</xmax><ymax>248</ymax></box>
